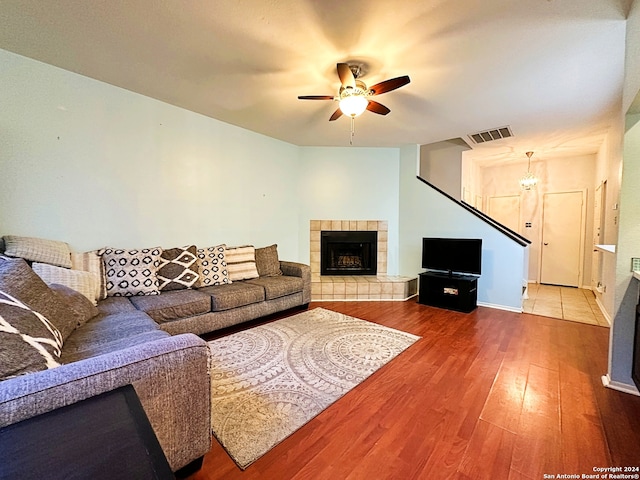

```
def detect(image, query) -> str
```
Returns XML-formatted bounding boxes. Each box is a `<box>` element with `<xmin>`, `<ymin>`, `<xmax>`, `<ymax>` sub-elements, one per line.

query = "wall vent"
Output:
<box><xmin>468</xmin><ymin>126</ymin><xmax>513</xmax><ymax>144</ymax></box>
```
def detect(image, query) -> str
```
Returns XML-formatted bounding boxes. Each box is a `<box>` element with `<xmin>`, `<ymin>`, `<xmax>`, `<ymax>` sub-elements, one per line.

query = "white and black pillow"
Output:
<box><xmin>194</xmin><ymin>245</ymin><xmax>231</xmax><ymax>287</ymax></box>
<box><xmin>101</xmin><ymin>248</ymin><xmax>162</xmax><ymax>297</ymax></box>
<box><xmin>157</xmin><ymin>246</ymin><xmax>199</xmax><ymax>291</ymax></box>
<box><xmin>0</xmin><ymin>290</ymin><xmax>63</xmax><ymax>381</ymax></box>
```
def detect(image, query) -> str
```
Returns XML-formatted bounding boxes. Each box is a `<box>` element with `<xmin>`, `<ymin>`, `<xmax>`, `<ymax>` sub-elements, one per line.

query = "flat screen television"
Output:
<box><xmin>422</xmin><ymin>237</ymin><xmax>482</xmax><ymax>276</ymax></box>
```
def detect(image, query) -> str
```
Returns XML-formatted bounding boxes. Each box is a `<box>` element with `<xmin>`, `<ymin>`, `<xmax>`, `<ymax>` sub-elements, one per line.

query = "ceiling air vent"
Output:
<box><xmin>468</xmin><ymin>126</ymin><xmax>513</xmax><ymax>144</ymax></box>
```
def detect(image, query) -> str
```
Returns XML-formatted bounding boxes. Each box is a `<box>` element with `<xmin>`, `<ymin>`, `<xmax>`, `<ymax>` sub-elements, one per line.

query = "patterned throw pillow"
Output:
<box><xmin>32</xmin><ymin>262</ymin><xmax>100</xmax><ymax>305</ymax></box>
<box><xmin>225</xmin><ymin>245</ymin><xmax>259</xmax><ymax>281</ymax></box>
<box><xmin>157</xmin><ymin>245</ymin><xmax>199</xmax><ymax>291</ymax></box>
<box><xmin>0</xmin><ymin>289</ymin><xmax>63</xmax><ymax>381</ymax></box>
<box><xmin>3</xmin><ymin>235</ymin><xmax>72</xmax><ymax>268</ymax></box>
<box><xmin>255</xmin><ymin>244</ymin><xmax>283</xmax><ymax>277</ymax></box>
<box><xmin>194</xmin><ymin>245</ymin><xmax>231</xmax><ymax>287</ymax></box>
<box><xmin>101</xmin><ymin>248</ymin><xmax>162</xmax><ymax>297</ymax></box>
<box><xmin>71</xmin><ymin>251</ymin><xmax>107</xmax><ymax>301</ymax></box>
<box><xmin>0</xmin><ymin>256</ymin><xmax>82</xmax><ymax>341</ymax></box>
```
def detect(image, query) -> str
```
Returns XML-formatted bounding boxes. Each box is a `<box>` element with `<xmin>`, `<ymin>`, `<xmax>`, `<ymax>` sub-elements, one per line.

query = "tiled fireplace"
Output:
<box><xmin>310</xmin><ymin>220</ymin><xmax>417</xmax><ymax>301</ymax></box>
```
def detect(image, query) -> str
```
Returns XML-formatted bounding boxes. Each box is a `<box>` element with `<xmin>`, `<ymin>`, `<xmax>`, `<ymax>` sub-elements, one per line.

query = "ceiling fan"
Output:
<box><xmin>298</xmin><ymin>63</ymin><xmax>411</xmax><ymax>122</ymax></box>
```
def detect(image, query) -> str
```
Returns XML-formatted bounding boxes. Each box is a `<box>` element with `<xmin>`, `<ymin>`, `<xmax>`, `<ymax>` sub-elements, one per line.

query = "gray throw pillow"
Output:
<box><xmin>49</xmin><ymin>284</ymin><xmax>100</xmax><ymax>330</ymax></box>
<box><xmin>255</xmin><ymin>244</ymin><xmax>283</xmax><ymax>277</ymax></box>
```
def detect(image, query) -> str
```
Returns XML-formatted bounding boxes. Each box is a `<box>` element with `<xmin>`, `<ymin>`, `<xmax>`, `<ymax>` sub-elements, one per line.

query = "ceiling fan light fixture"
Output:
<box><xmin>339</xmin><ymin>95</ymin><xmax>368</xmax><ymax>117</ymax></box>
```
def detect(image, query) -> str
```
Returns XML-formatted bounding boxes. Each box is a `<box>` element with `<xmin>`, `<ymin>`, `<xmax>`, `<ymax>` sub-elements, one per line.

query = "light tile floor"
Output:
<box><xmin>523</xmin><ymin>283</ymin><xmax>610</xmax><ymax>327</ymax></box>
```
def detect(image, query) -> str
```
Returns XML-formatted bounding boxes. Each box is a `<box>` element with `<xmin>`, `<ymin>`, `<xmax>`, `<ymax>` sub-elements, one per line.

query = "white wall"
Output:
<box><xmin>606</xmin><ymin>0</ymin><xmax>640</xmax><ymax>393</ymax></box>
<box><xmin>0</xmin><ymin>49</ymin><xmax>302</xmax><ymax>257</ymax></box>
<box><xmin>0</xmin><ymin>49</ymin><xmax>404</xmax><ymax>270</ymax></box>
<box><xmin>594</xmin><ymin>128</ymin><xmax>623</xmax><ymax>319</ymax></box>
<box><xmin>480</xmin><ymin>154</ymin><xmax>596</xmax><ymax>287</ymax></box>
<box><xmin>610</xmin><ymin>111</ymin><xmax>640</xmax><ymax>390</ymax></box>
<box><xmin>400</xmin><ymin>147</ymin><xmax>526</xmax><ymax>311</ymax></box>
<box><xmin>295</xmin><ymin>146</ymin><xmax>401</xmax><ymax>273</ymax></box>
<box><xmin>419</xmin><ymin>139</ymin><xmax>470</xmax><ymax>201</ymax></box>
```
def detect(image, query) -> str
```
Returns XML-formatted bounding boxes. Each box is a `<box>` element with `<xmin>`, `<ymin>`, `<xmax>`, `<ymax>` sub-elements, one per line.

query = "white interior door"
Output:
<box><xmin>540</xmin><ymin>191</ymin><xmax>584</xmax><ymax>287</ymax></box>
<box><xmin>488</xmin><ymin>195</ymin><xmax>521</xmax><ymax>234</ymax></box>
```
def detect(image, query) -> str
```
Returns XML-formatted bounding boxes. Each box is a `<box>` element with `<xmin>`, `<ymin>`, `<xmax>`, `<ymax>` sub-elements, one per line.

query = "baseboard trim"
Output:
<box><xmin>594</xmin><ymin>297</ymin><xmax>612</xmax><ymax>326</ymax></box>
<box><xmin>477</xmin><ymin>302</ymin><xmax>522</xmax><ymax>313</ymax></box>
<box><xmin>601</xmin><ymin>374</ymin><xmax>640</xmax><ymax>396</ymax></box>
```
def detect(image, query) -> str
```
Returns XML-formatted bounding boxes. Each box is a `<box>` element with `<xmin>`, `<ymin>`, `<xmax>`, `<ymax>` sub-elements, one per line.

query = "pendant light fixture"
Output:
<box><xmin>519</xmin><ymin>151</ymin><xmax>538</xmax><ymax>190</ymax></box>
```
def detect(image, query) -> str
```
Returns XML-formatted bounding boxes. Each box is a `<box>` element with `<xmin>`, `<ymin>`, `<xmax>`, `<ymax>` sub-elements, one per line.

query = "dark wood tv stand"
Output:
<box><xmin>418</xmin><ymin>271</ymin><xmax>478</xmax><ymax>313</ymax></box>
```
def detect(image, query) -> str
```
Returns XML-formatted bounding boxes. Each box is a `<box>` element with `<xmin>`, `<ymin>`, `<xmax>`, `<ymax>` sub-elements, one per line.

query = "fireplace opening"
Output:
<box><xmin>321</xmin><ymin>231</ymin><xmax>377</xmax><ymax>276</ymax></box>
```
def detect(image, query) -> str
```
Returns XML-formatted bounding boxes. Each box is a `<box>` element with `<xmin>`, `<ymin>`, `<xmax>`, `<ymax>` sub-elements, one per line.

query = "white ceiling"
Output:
<box><xmin>0</xmin><ymin>0</ymin><xmax>633</xmax><ymax>164</ymax></box>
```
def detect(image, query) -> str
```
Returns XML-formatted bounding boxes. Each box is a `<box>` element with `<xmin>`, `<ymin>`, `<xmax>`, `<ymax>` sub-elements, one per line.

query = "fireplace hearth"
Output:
<box><xmin>321</xmin><ymin>230</ymin><xmax>377</xmax><ymax>276</ymax></box>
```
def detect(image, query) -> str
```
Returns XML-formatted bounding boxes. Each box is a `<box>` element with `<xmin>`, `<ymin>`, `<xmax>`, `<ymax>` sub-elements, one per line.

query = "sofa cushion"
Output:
<box><xmin>32</xmin><ymin>262</ymin><xmax>100</xmax><ymax>305</ymax></box>
<box><xmin>96</xmin><ymin>296</ymin><xmax>138</xmax><ymax>315</ymax></box>
<box><xmin>157</xmin><ymin>245</ymin><xmax>199</xmax><ymax>291</ymax></box>
<box><xmin>0</xmin><ymin>289</ymin><xmax>63</xmax><ymax>380</ymax></box>
<box><xmin>225</xmin><ymin>245</ymin><xmax>259</xmax><ymax>281</ymax></box>
<box><xmin>101</xmin><ymin>247</ymin><xmax>163</xmax><ymax>297</ymax></box>
<box><xmin>63</xmin><ymin>310</ymin><xmax>160</xmax><ymax>352</ymax></box>
<box><xmin>129</xmin><ymin>289</ymin><xmax>211</xmax><ymax>323</ymax></box>
<box><xmin>3</xmin><ymin>235</ymin><xmax>72</xmax><ymax>268</ymax></box>
<box><xmin>71</xmin><ymin>250</ymin><xmax>107</xmax><ymax>301</ymax></box>
<box><xmin>194</xmin><ymin>245</ymin><xmax>231</xmax><ymax>287</ymax></box>
<box><xmin>245</xmin><ymin>276</ymin><xmax>304</xmax><ymax>300</ymax></box>
<box><xmin>60</xmin><ymin>330</ymin><xmax>170</xmax><ymax>364</ymax></box>
<box><xmin>255</xmin><ymin>244</ymin><xmax>283</xmax><ymax>277</ymax></box>
<box><xmin>199</xmin><ymin>282</ymin><xmax>265</xmax><ymax>312</ymax></box>
<box><xmin>0</xmin><ymin>256</ymin><xmax>85</xmax><ymax>340</ymax></box>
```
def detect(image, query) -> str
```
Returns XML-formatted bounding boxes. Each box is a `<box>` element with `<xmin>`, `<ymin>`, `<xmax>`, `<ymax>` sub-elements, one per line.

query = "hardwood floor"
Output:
<box><xmin>188</xmin><ymin>300</ymin><xmax>640</xmax><ymax>480</ymax></box>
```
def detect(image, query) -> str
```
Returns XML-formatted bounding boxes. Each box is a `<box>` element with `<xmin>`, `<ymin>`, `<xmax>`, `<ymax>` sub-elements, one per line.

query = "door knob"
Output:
<box><xmin>543</xmin><ymin>243</ymin><xmax>549</xmax><ymax>245</ymax></box>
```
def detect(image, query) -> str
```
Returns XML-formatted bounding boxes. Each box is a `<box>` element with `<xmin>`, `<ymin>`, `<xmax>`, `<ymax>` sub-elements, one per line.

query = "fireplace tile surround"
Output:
<box><xmin>310</xmin><ymin>220</ymin><xmax>417</xmax><ymax>301</ymax></box>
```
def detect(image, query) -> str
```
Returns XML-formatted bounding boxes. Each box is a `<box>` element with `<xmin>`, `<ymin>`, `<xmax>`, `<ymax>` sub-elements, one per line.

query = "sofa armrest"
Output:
<box><xmin>280</xmin><ymin>260</ymin><xmax>311</xmax><ymax>304</ymax></box>
<box><xmin>0</xmin><ymin>333</ymin><xmax>211</xmax><ymax>472</ymax></box>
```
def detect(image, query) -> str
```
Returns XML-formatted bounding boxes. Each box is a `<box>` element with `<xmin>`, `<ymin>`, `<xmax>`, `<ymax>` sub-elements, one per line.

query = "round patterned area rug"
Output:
<box><xmin>208</xmin><ymin>307</ymin><xmax>420</xmax><ymax>469</ymax></box>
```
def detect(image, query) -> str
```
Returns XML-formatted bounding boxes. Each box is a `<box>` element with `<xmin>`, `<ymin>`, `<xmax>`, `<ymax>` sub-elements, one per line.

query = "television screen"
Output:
<box><xmin>422</xmin><ymin>237</ymin><xmax>482</xmax><ymax>275</ymax></box>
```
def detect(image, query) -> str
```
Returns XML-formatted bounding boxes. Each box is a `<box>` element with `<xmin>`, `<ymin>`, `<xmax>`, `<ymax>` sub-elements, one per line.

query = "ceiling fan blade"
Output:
<box><xmin>337</xmin><ymin>63</ymin><xmax>355</xmax><ymax>88</ymax></box>
<box><xmin>366</xmin><ymin>100</ymin><xmax>391</xmax><ymax>115</ymax></box>
<box><xmin>369</xmin><ymin>75</ymin><xmax>411</xmax><ymax>95</ymax></box>
<box><xmin>329</xmin><ymin>108</ymin><xmax>343</xmax><ymax>121</ymax></box>
<box><xmin>298</xmin><ymin>95</ymin><xmax>335</xmax><ymax>100</ymax></box>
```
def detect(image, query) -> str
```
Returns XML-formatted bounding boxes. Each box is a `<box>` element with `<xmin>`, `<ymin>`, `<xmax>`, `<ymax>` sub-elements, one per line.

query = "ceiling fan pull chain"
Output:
<box><xmin>350</xmin><ymin>117</ymin><xmax>355</xmax><ymax>145</ymax></box>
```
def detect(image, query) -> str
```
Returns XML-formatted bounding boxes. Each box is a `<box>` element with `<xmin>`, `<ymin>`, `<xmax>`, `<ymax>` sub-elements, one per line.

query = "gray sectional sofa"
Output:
<box><xmin>0</xmin><ymin>244</ymin><xmax>311</xmax><ymax>475</ymax></box>
<box><xmin>133</xmin><ymin>260</ymin><xmax>311</xmax><ymax>336</ymax></box>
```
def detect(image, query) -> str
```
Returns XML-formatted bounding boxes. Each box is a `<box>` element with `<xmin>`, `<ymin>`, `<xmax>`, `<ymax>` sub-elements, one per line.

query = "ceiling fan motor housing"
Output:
<box><xmin>339</xmin><ymin>80</ymin><xmax>370</xmax><ymax>100</ymax></box>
